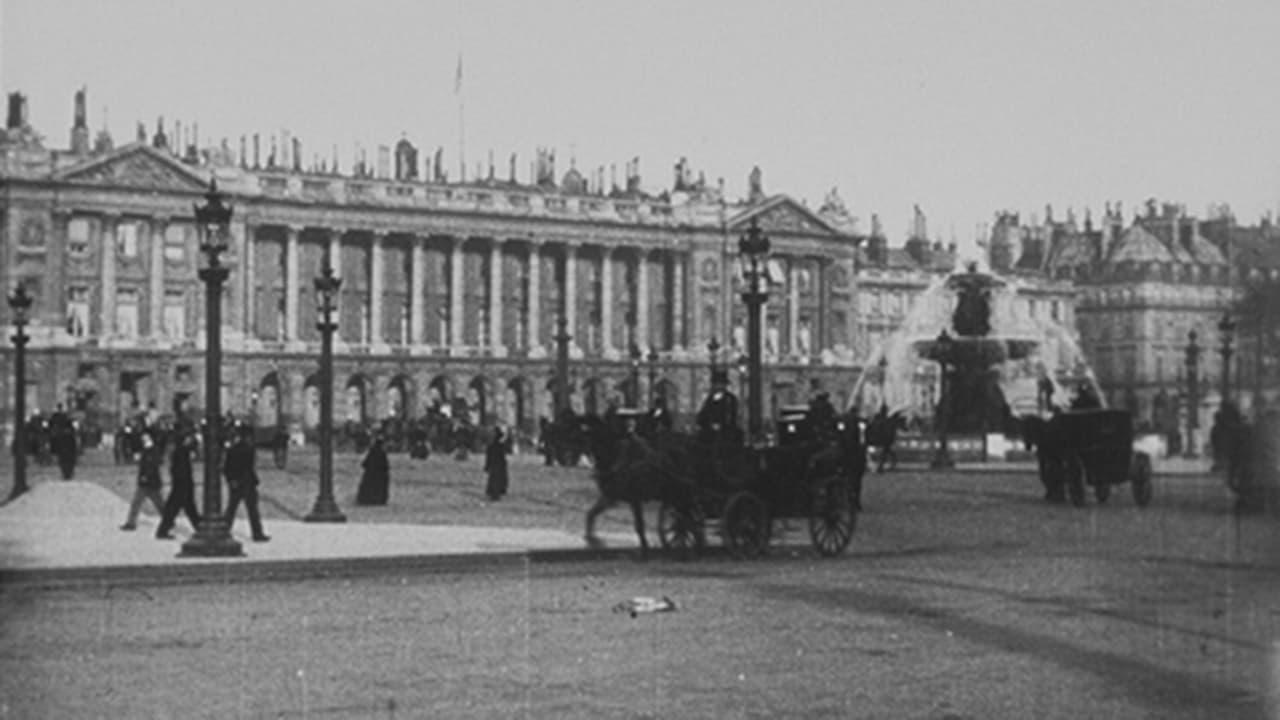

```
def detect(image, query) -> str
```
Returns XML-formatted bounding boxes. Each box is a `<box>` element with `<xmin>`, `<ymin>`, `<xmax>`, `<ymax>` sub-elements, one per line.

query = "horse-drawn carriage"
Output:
<box><xmin>586</xmin><ymin>405</ymin><xmax>862</xmax><ymax>559</ymax></box>
<box><xmin>1023</xmin><ymin>408</ymin><xmax>1153</xmax><ymax>507</ymax></box>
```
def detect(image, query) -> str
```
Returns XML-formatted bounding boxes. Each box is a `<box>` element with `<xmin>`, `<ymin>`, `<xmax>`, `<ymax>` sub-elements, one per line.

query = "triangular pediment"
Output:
<box><xmin>55</xmin><ymin>142</ymin><xmax>210</xmax><ymax>192</ymax></box>
<box><xmin>727</xmin><ymin>196</ymin><xmax>842</xmax><ymax>237</ymax></box>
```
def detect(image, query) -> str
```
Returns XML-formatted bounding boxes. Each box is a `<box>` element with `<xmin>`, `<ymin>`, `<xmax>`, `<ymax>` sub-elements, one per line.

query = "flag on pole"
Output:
<box><xmin>454</xmin><ymin>53</ymin><xmax>463</xmax><ymax>95</ymax></box>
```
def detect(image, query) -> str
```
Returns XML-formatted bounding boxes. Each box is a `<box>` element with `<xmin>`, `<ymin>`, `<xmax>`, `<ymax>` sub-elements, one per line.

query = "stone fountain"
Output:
<box><xmin>849</xmin><ymin>261</ymin><xmax>1101</xmax><ymax>434</ymax></box>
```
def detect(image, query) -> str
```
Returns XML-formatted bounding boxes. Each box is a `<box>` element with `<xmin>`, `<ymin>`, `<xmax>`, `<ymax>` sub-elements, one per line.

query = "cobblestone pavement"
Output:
<box><xmin>2</xmin><ymin>447</ymin><xmax>1278</xmax><ymax>718</ymax></box>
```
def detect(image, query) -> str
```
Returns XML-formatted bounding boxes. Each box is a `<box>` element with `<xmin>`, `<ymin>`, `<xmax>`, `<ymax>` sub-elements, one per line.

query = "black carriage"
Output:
<box><xmin>655</xmin><ymin>406</ymin><xmax>859</xmax><ymax>559</ymax></box>
<box><xmin>1032</xmin><ymin>408</ymin><xmax>1153</xmax><ymax>507</ymax></box>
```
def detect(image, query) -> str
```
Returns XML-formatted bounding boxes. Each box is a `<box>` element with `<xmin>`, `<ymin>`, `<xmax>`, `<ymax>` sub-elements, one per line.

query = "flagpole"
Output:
<box><xmin>456</xmin><ymin>52</ymin><xmax>465</xmax><ymax>182</ymax></box>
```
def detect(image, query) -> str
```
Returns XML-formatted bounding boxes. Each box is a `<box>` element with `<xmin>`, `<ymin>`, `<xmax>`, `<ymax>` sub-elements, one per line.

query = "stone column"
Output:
<box><xmin>410</xmin><ymin>236</ymin><xmax>425</xmax><ymax>345</ymax></box>
<box><xmin>328</xmin><ymin>228</ymin><xmax>343</xmax><ymax>271</ymax></box>
<box><xmin>527</xmin><ymin>244</ymin><xmax>541</xmax><ymax>352</ymax></box>
<box><xmin>672</xmin><ymin>252</ymin><xmax>686</xmax><ymax>351</ymax></box>
<box><xmin>100</xmin><ymin>213</ymin><xmax>118</xmax><ymax>336</ymax></box>
<box><xmin>284</xmin><ymin>225</ymin><xmax>301</xmax><ymax>342</ymax></box>
<box><xmin>636</xmin><ymin>251</ymin><xmax>650</xmax><ymax>350</ymax></box>
<box><xmin>789</xmin><ymin>258</ymin><xmax>801</xmax><ymax>357</ymax></box>
<box><xmin>600</xmin><ymin>247</ymin><xmax>614</xmax><ymax>356</ymax></box>
<box><xmin>241</xmin><ymin>221</ymin><xmax>255</xmax><ymax>338</ymax></box>
<box><xmin>449</xmin><ymin>237</ymin><xmax>464</xmax><ymax>348</ymax></box>
<box><xmin>815</xmin><ymin>257</ymin><xmax>827</xmax><ymax>360</ymax></box>
<box><xmin>370</xmin><ymin>231</ymin><xmax>385</xmax><ymax>345</ymax></box>
<box><xmin>563</xmin><ymin>243</ymin><xmax>577</xmax><ymax>351</ymax></box>
<box><xmin>149</xmin><ymin>216</ymin><xmax>167</xmax><ymax>339</ymax></box>
<box><xmin>488</xmin><ymin>240</ymin><xmax>503</xmax><ymax>349</ymax></box>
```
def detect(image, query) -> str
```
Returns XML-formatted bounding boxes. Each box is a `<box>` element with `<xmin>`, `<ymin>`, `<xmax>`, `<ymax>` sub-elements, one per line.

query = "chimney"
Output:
<box><xmin>293</xmin><ymin>137</ymin><xmax>302</xmax><ymax>172</ymax></box>
<box><xmin>152</xmin><ymin>116</ymin><xmax>168</xmax><ymax>150</ymax></box>
<box><xmin>989</xmin><ymin>215</ymin><xmax>1014</xmax><ymax>272</ymax></box>
<box><xmin>69</xmin><ymin>87</ymin><xmax>90</xmax><ymax>154</ymax></box>
<box><xmin>747</xmin><ymin>165</ymin><xmax>764</xmax><ymax>203</ymax></box>
<box><xmin>6</xmin><ymin>92</ymin><xmax>27</xmax><ymax>130</ymax></box>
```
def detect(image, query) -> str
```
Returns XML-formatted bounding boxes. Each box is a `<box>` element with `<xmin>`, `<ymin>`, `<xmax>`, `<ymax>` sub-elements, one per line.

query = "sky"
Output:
<box><xmin>3</xmin><ymin>0</ymin><xmax>1279</xmax><ymax>256</ymax></box>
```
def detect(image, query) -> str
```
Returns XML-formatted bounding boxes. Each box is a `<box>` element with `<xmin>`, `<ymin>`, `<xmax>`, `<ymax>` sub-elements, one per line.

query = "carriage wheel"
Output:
<box><xmin>723</xmin><ymin>492</ymin><xmax>770</xmax><ymax>559</ymax></box>
<box><xmin>1065</xmin><ymin>456</ymin><xmax>1087</xmax><ymax>507</ymax></box>
<box><xmin>658</xmin><ymin>500</ymin><xmax>706</xmax><ymax>554</ymax></box>
<box><xmin>273</xmin><ymin>440</ymin><xmax>288</xmax><ymax>470</ymax></box>
<box><xmin>1130</xmin><ymin>452</ymin><xmax>1153</xmax><ymax>507</ymax></box>
<box><xmin>809</xmin><ymin>476</ymin><xmax>856</xmax><ymax>557</ymax></box>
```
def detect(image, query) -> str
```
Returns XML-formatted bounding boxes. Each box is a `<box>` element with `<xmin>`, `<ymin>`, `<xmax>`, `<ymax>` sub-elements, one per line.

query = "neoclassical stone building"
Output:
<box><xmin>1</xmin><ymin>90</ymin><xmax>862</xmax><ymax>443</ymax></box>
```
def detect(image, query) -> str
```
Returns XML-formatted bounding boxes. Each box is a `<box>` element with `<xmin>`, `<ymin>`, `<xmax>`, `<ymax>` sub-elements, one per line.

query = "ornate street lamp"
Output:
<box><xmin>7</xmin><ymin>282</ymin><xmax>33</xmax><ymax>500</ymax></box>
<box><xmin>1218</xmin><ymin>312</ymin><xmax>1235</xmax><ymax>409</ymax></box>
<box><xmin>930</xmin><ymin>330</ymin><xmax>955</xmax><ymax>469</ymax></box>
<box><xmin>736</xmin><ymin>353</ymin><xmax>749</xmax><ymax>425</ymax></box>
<box><xmin>305</xmin><ymin>263</ymin><xmax>346</xmax><ymax>523</ymax></box>
<box><xmin>738</xmin><ymin>217</ymin><xmax>770</xmax><ymax>445</ymax></box>
<box><xmin>707</xmin><ymin>336</ymin><xmax>721</xmax><ymax>379</ymax></box>
<box><xmin>1184</xmin><ymin>329</ymin><xmax>1202</xmax><ymax>459</ymax></box>
<box><xmin>628</xmin><ymin>342</ymin><xmax>642</xmax><ymax>407</ymax></box>
<box><xmin>181</xmin><ymin>179</ymin><xmax>243</xmax><ymax>557</ymax></box>
<box><xmin>878</xmin><ymin>355</ymin><xmax>889</xmax><ymax>406</ymax></box>
<box><xmin>646</xmin><ymin>346</ymin><xmax>659</xmax><ymax>407</ymax></box>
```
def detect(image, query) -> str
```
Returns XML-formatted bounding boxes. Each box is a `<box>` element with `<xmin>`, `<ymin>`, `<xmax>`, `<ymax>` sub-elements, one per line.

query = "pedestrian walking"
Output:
<box><xmin>120</xmin><ymin>428</ymin><xmax>165</xmax><ymax>531</ymax></box>
<box><xmin>223</xmin><ymin>423</ymin><xmax>269</xmax><ymax>542</ymax></box>
<box><xmin>48</xmin><ymin>403</ymin><xmax>78</xmax><ymax>480</ymax></box>
<box><xmin>356</xmin><ymin>436</ymin><xmax>390</xmax><ymax>505</ymax></box>
<box><xmin>484</xmin><ymin>426</ymin><xmax>510</xmax><ymax>501</ymax></box>
<box><xmin>156</xmin><ymin>424</ymin><xmax>201</xmax><ymax>539</ymax></box>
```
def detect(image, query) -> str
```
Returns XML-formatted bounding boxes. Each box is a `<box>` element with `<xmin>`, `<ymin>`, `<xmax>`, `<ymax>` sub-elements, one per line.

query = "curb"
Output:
<box><xmin>0</xmin><ymin>545</ymin><xmax>651</xmax><ymax>590</ymax></box>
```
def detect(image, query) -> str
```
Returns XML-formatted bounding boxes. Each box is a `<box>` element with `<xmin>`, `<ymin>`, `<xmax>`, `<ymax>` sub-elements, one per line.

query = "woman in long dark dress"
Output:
<box><xmin>357</xmin><ymin>436</ymin><xmax>390</xmax><ymax>505</ymax></box>
<box><xmin>484</xmin><ymin>427</ymin><xmax>509</xmax><ymax>501</ymax></box>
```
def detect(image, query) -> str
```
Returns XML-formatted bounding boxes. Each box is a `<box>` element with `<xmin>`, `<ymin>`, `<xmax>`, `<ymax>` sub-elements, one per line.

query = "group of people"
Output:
<box><xmin>1210</xmin><ymin>403</ymin><xmax>1280</xmax><ymax>513</ymax></box>
<box><xmin>119</xmin><ymin>417</ymin><xmax>270</xmax><ymax>542</ymax></box>
<box><xmin>354</xmin><ymin>424</ymin><xmax>511</xmax><ymax>505</ymax></box>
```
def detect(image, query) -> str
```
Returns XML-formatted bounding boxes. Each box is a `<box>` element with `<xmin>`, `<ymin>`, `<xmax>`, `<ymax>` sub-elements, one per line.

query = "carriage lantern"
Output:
<box><xmin>738</xmin><ymin>217</ymin><xmax>770</xmax><ymax>445</ymax></box>
<box><xmin>7</xmin><ymin>281</ymin><xmax>33</xmax><ymax>500</ymax></box>
<box><xmin>181</xmin><ymin>179</ymin><xmax>244</xmax><ymax>557</ymax></box>
<box><xmin>1218</xmin><ymin>312</ymin><xmax>1235</xmax><ymax>409</ymax></box>
<box><xmin>930</xmin><ymin>329</ymin><xmax>955</xmax><ymax>469</ymax></box>
<box><xmin>305</xmin><ymin>263</ymin><xmax>346</xmax><ymax>523</ymax></box>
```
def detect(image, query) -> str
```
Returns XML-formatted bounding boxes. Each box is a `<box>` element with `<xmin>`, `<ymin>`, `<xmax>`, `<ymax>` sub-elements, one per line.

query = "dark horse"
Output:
<box><xmin>582</xmin><ymin>416</ymin><xmax>698</xmax><ymax>558</ymax></box>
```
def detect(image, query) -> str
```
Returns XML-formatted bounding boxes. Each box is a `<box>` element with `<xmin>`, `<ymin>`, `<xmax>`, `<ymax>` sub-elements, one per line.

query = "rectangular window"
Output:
<box><xmin>163</xmin><ymin>290</ymin><xmax>185</xmax><ymax>339</ymax></box>
<box><xmin>117</xmin><ymin>222</ymin><xmax>140</xmax><ymax>258</ymax></box>
<box><xmin>115</xmin><ymin>288</ymin><xmax>139</xmax><ymax>338</ymax></box>
<box><xmin>164</xmin><ymin>225</ymin><xmax>187</xmax><ymax>263</ymax></box>
<box><xmin>66</xmin><ymin>286</ymin><xmax>90</xmax><ymax>337</ymax></box>
<box><xmin>68</xmin><ymin>218</ymin><xmax>91</xmax><ymax>256</ymax></box>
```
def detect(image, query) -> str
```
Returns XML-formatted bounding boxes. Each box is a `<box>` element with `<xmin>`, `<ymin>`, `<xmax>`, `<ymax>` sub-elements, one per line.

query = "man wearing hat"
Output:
<box><xmin>696</xmin><ymin>369</ymin><xmax>741</xmax><ymax>446</ymax></box>
<box><xmin>224</xmin><ymin>421</ymin><xmax>269</xmax><ymax>542</ymax></box>
<box><xmin>120</xmin><ymin>426</ymin><xmax>165</xmax><ymax>531</ymax></box>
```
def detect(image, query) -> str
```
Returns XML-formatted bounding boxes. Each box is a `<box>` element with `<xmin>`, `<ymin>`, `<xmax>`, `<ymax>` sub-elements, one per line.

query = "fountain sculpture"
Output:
<box><xmin>849</xmin><ymin>260</ymin><xmax>1101</xmax><ymax>435</ymax></box>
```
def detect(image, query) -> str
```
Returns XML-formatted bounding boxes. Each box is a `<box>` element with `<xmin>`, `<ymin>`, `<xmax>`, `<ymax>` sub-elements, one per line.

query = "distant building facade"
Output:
<box><xmin>990</xmin><ymin>200</ymin><xmax>1280</xmax><ymax>445</ymax></box>
<box><xmin>0</xmin><ymin>90</ymin><xmax>863</xmax><ymax>443</ymax></box>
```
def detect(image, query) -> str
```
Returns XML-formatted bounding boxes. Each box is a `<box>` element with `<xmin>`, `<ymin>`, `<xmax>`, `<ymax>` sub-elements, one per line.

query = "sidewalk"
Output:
<box><xmin>0</xmin><ymin>480</ymin><xmax>638</xmax><ymax>586</ymax></box>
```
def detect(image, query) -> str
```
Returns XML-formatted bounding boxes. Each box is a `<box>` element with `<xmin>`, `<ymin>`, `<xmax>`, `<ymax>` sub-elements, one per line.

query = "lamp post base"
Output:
<box><xmin>179</xmin><ymin>518</ymin><xmax>244</xmax><ymax>557</ymax></box>
<box><xmin>304</xmin><ymin>497</ymin><xmax>348</xmax><ymax>523</ymax></box>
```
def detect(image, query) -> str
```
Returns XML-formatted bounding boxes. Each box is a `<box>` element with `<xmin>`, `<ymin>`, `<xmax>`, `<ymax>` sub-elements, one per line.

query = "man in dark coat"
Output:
<box><xmin>223</xmin><ymin>423</ymin><xmax>269</xmax><ymax>541</ymax></box>
<box><xmin>696</xmin><ymin>370</ymin><xmax>741</xmax><ymax>446</ymax></box>
<box><xmin>484</xmin><ymin>426</ymin><xmax>510</xmax><ymax>501</ymax></box>
<box><xmin>648</xmin><ymin>396</ymin><xmax>673</xmax><ymax>433</ymax></box>
<box><xmin>356</xmin><ymin>436</ymin><xmax>391</xmax><ymax>505</ymax></box>
<box><xmin>156</xmin><ymin>423</ymin><xmax>201</xmax><ymax>539</ymax></box>
<box><xmin>120</xmin><ymin>428</ymin><xmax>165</xmax><ymax>530</ymax></box>
<box><xmin>48</xmin><ymin>403</ymin><xmax>78</xmax><ymax>480</ymax></box>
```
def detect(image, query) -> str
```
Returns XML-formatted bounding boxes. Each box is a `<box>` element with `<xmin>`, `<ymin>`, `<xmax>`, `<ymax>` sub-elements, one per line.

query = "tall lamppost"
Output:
<box><xmin>305</xmin><ymin>263</ymin><xmax>346</xmax><ymax>523</ymax></box>
<box><xmin>736</xmin><ymin>353</ymin><xmax>748</xmax><ymax>427</ymax></box>
<box><xmin>1218</xmin><ymin>312</ymin><xmax>1235</xmax><ymax>409</ymax></box>
<box><xmin>646</xmin><ymin>346</ymin><xmax>659</xmax><ymax>407</ymax></box>
<box><xmin>7</xmin><ymin>282</ymin><xmax>32</xmax><ymax>500</ymax></box>
<box><xmin>878</xmin><ymin>355</ymin><xmax>889</xmax><ymax>408</ymax></box>
<box><xmin>628</xmin><ymin>343</ymin><xmax>642</xmax><ymax>407</ymax></box>
<box><xmin>738</xmin><ymin>218</ymin><xmax>770</xmax><ymax>445</ymax></box>
<box><xmin>930</xmin><ymin>330</ymin><xmax>955</xmax><ymax>469</ymax></box>
<box><xmin>553</xmin><ymin>310</ymin><xmax>571</xmax><ymax>418</ymax></box>
<box><xmin>181</xmin><ymin>179</ymin><xmax>243</xmax><ymax>557</ymax></box>
<box><xmin>1184</xmin><ymin>329</ymin><xmax>1202</xmax><ymax>459</ymax></box>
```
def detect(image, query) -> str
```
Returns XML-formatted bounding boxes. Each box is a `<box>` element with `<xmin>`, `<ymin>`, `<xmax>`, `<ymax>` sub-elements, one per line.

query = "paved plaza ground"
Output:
<box><xmin>2</xmin><ymin>447</ymin><xmax>1279</xmax><ymax>718</ymax></box>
